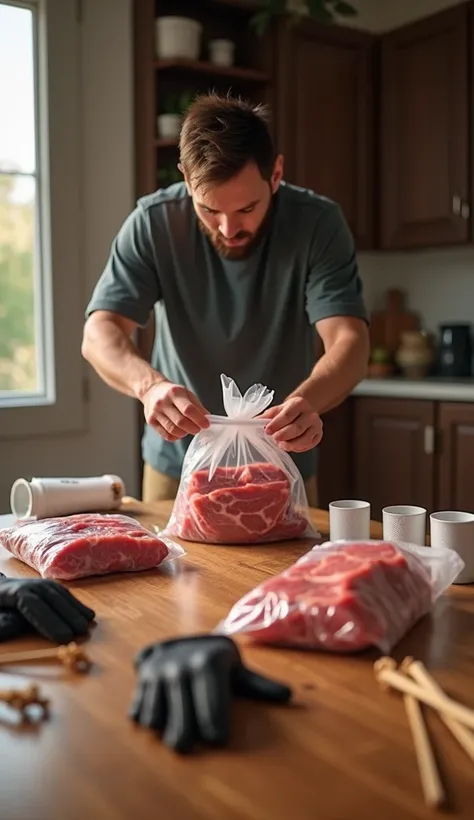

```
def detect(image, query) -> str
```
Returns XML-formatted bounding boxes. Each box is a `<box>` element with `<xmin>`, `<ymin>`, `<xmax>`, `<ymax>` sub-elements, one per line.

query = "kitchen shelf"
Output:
<box><xmin>155</xmin><ymin>137</ymin><xmax>179</xmax><ymax>148</ymax></box>
<box><xmin>206</xmin><ymin>0</ymin><xmax>262</xmax><ymax>9</ymax></box>
<box><xmin>155</xmin><ymin>58</ymin><xmax>270</xmax><ymax>83</ymax></box>
<box><xmin>205</xmin><ymin>0</ymin><xmax>265</xmax><ymax>9</ymax></box>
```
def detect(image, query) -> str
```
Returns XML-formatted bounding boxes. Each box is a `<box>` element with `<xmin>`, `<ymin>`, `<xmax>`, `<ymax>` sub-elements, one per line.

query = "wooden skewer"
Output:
<box><xmin>0</xmin><ymin>642</ymin><xmax>91</xmax><ymax>673</ymax></box>
<box><xmin>401</xmin><ymin>657</ymin><xmax>474</xmax><ymax>765</ymax></box>
<box><xmin>403</xmin><ymin>691</ymin><xmax>445</xmax><ymax>808</ymax></box>
<box><xmin>0</xmin><ymin>684</ymin><xmax>49</xmax><ymax>718</ymax></box>
<box><xmin>374</xmin><ymin>658</ymin><xmax>474</xmax><ymax>732</ymax></box>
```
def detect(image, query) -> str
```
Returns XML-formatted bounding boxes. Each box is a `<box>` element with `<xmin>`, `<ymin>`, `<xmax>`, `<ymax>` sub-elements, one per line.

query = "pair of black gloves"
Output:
<box><xmin>0</xmin><ymin>573</ymin><xmax>291</xmax><ymax>754</ymax></box>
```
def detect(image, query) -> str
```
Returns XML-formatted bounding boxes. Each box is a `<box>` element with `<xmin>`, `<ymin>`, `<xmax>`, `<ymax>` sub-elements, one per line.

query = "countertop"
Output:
<box><xmin>1</xmin><ymin>500</ymin><xmax>474</xmax><ymax>820</ymax></box>
<box><xmin>353</xmin><ymin>376</ymin><xmax>474</xmax><ymax>401</ymax></box>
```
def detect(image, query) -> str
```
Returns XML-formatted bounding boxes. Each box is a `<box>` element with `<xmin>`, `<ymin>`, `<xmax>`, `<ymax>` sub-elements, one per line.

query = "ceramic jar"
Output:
<box><xmin>395</xmin><ymin>331</ymin><xmax>433</xmax><ymax>379</ymax></box>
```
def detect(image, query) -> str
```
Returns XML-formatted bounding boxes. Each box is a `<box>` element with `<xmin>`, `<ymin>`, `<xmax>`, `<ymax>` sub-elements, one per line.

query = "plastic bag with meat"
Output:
<box><xmin>0</xmin><ymin>513</ymin><xmax>185</xmax><ymax>581</ymax></box>
<box><xmin>217</xmin><ymin>539</ymin><xmax>464</xmax><ymax>653</ymax></box>
<box><xmin>160</xmin><ymin>374</ymin><xmax>319</xmax><ymax>545</ymax></box>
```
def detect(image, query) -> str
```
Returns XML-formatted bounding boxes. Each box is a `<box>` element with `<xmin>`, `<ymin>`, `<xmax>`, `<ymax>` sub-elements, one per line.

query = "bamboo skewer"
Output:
<box><xmin>401</xmin><ymin>657</ymin><xmax>474</xmax><ymax>765</ymax></box>
<box><xmin>374</xmin><ymin>658</ymin><xmax>474</xmax><ymax>732</ymax></box>
<box><xmin>403</xmin><ymin>691</ymin><xmax>445</xmax><ymax>808</ymax></box>
<box><xmin>0</xmin><ymin>642</ymin><xmax>91</xmax><ymax>673</ymax></box>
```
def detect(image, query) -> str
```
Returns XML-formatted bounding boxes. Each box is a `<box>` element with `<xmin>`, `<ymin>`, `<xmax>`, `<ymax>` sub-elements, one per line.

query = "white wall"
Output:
<box><xmin>0</xmin><ymin>0</ymin><xmax>139</xmax><ymax>511</ymax></box>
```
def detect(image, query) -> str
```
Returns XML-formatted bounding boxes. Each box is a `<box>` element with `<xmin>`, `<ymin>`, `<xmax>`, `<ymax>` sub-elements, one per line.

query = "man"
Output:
<box><xmin>82</xmin><ymin>93</ymin><xmax>369</xmax><ymax>505</ymax></box>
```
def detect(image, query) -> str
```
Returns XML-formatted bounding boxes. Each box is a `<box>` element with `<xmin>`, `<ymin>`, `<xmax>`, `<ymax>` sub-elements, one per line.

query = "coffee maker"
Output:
<box><xmin>437</xmin><ymin>323</ymin><xmax>472</xmax><ymax>377</ymax></box>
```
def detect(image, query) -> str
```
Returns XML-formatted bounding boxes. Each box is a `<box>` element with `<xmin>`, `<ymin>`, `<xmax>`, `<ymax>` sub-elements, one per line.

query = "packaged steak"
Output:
<box><xmin>217</xmin><ymin>539</ymin><xmax>464</xmax><ymax>653</ymax></box>
<box><xmin>160</xmin><ymin>374</ymin><xmax>318</xmax><ymax>545</ymax></box>
<box><xmin>0</xmin><ymin>513</ymin><xmax>185</xmax><ymax>580</ymax></box>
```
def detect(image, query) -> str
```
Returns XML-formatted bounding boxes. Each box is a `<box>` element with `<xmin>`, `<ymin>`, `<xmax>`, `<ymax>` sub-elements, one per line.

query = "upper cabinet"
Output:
<box><xmin>274</xmin><ymin>20</ymin><xmax>376</xmax><ymax>250</ymax></box>
<box><xmin>379</xmin><ymin>4</ymin><xmax>470</xmax><ymax>249</ymax></box>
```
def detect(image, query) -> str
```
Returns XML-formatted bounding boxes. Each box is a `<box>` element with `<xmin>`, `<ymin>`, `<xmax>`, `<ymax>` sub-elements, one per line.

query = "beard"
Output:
<box><xmin>197</xmin><ymin>195</ymin><xmax>275</xmax><ymax>261</ymax></box>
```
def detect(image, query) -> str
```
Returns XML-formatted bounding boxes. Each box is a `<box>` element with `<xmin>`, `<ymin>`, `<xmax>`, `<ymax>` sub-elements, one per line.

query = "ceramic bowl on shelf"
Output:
<box><xmin>156</xmin><ymin>113</ymin><xmax>181</xmax><ymax>140</ymax></box>
<box><xmin>208</xmin><ymin>39</ymin><xmax>235</xmax><ymax>67</ymax></box>
<box><xmin>156</xmin><ymin>16</ymin><xmax>202</xmax><ymax>61</ymax></box>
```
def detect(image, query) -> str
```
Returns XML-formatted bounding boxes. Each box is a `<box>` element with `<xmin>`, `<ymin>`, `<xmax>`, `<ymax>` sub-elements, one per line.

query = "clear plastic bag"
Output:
<box><xmin>0</xmin><ymin>513</ymin><xmax>185</xmax><ymax>581</ymax></box>
<box><xmin>161</xmin><ymin>374</ymin><xmax>319</xmax><ymax>544</ymax></box>
<box><xmin>217</xmin><ymin>539</ymin><xmax>465</xmax><ymax>653</ymax></box>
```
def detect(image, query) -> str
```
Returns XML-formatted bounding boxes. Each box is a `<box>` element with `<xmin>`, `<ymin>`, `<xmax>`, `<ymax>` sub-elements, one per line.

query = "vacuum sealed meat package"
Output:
<box><xmin>0</xmin><ymin>513</ymin><xmax>185</xmax><ymax>581</ymax></box>
<box><xmin>218</xmin><ymin>539</ymin><xmax>464</xmax><ymax>653</ymax></box>
<box><xmin>161</xmin><ymin>375</ymin><xmax>318</xmax><ymax>545</ymax></box>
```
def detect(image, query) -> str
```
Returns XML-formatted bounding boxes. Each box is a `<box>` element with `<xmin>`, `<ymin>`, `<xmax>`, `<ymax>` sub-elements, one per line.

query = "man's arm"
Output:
<box><xmin>81</xmin><ymin>310</ymin><xmax>166</xmax><ymax>401</ymax></box>
<box><xmin>82</xmin><ymin>205</ymin><xmax>210</xmax><ymax>439</ymax></box>
<box><xmin>262</xmin><ymin>202</ymin><xmax>369</xmax><ymax>452</ymax></box>
<box><xmin>288</xmin><ymin>315</ymin><xmax>369</xmax><ymax>414</ymax></box>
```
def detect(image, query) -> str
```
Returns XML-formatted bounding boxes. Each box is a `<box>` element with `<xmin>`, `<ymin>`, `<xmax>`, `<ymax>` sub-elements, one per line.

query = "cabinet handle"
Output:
<box><xmin>452</xmin><ymin>195</ymin><xmax>462</xmax><ymax>215</ymax></box>
<box><xmin>424</xmin><ymin>425</ymin><xmax>435</xmax><ymax>455</ymax></box>
<box><xmin>461</xmin><ymin>201</ymin><xmax>470</xmax><ymax>220</ymax></box>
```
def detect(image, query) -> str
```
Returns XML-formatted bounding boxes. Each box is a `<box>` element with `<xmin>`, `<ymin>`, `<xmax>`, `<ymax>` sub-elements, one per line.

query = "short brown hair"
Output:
<box><xmin>179</xmin><ymin>92</ymin><xmax>275</xmax><ymax>192</ymax></box>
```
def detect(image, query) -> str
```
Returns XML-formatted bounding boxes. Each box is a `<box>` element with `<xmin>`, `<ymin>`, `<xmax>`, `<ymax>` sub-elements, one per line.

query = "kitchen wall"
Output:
<box><xmin>346</xmin><ymin>0</ymin><xmax>473</xmax><ymax>335</ymax></box>
<box><xmin>0</xmin><ymin>0</ymin><xmax>139</xmax><ymax>511</ymax></box>
<box><xmin>1</xmin><ymin>0</ymin><xmax>468</xmax><ymax>511</ymax></box>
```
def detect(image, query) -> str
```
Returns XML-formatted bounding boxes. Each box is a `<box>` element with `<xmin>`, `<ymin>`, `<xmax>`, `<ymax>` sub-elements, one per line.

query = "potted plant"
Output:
<box><xmin>250</xmin><ymin>0</ymin><xmax>357</xmax><ymax>36</ymax></box>
<box><xmin>157</xmin><ymin>91</ymin><xmax>194</xmax><ymax>140</ymax></box>
<box><xmin>368</xmin><ymin>347</ymin><xmax>394</xmax><ymax>379</ymax></box>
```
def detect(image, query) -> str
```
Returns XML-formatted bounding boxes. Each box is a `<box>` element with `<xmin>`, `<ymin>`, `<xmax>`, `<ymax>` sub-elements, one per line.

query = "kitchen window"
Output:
<box><xmin>0</xmin><ymin>0</ymin><xmax>85</xmax><ymax>437</ymax></box>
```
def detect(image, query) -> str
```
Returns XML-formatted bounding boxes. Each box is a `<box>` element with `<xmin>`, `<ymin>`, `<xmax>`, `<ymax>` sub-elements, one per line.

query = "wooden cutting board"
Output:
<box><xmin>369</xmin><ymin>289</ymin><xmax>420</xmax><ymax>355</ymax></box>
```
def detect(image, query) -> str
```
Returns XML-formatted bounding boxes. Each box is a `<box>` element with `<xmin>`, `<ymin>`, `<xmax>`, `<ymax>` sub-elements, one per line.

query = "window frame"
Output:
<box><xmin>0</xmin><ymin>0</ymin><xmax>86</xmax><ymax>438</ymax></box>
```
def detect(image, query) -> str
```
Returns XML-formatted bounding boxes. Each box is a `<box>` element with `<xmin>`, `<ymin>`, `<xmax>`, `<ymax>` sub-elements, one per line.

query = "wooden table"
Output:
<box><xmin>1</xmin><ymin>502</ymin><xmax>474</xmax><ymax>820</ymax></box>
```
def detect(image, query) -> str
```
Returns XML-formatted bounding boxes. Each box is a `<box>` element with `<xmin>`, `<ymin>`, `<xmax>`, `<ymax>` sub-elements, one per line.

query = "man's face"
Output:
<box><xmin>184</xmin><ymin>157</ymin><xmax>283</xmax><ymax>260</ymax></box>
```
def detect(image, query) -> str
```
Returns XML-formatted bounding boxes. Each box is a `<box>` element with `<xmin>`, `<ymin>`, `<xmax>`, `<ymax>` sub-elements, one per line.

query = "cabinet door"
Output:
<box><xmin>354</xmin><ymin>398</ymin><xmax>435</xmax><ymax>521</ymax></box>
<box><xmin>437</xmin><ymin>402</ymin><xmax>474</xmax><ymax>511</ymax></box>
<box><xmin>380</xmin><ymin>4</ymin><xmax>469</xmax><ymax>249</ymax></box>
<box><xmin>274</xmin><ymin>21</ymin><xmax>375</xmax><ymax>249</ymax></box>
<box><xmin>317</xmin><ymin>399</ymin><xmax>354</xmax><ymax>510</ymax></box>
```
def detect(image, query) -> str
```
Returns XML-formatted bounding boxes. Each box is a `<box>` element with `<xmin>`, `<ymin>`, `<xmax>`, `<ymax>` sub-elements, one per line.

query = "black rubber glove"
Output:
<box><xmin>0</xmin><ymin>609</ymin><xmax>30</xmax><ymax>642</ymax></box>
<box><xmin>129</xmin><ymin>634</ymin><xmax>292</xmax><ymax>753</ymax></box>
<box><xmin>0</xmin><ymin>572</ymin><xmax>95</xmax><ymax>644</ymax></box>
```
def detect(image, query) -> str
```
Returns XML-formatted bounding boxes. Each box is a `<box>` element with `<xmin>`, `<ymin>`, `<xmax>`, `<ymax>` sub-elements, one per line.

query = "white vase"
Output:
<box><xmin>156</xmin><ymin>16</ymin><xmax>202</xmax><ymax>60</ymax></box>
<box><xmin>208</xmin><ymin>39</ymin><xmax>235</xmax><ymax>68</ymax></box>
<box><xmin>157</xmin><ymin>114</ymin><xmax>182</xmax><ymax>140</ymax></box>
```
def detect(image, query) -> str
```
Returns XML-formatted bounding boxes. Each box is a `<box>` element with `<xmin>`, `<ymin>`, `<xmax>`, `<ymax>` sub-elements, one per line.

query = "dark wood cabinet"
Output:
<box><xmin>354</xmin><ymin>397</ymin><xmax>436</xmax><ymax>520</ymax></box>
<box><xmin>274</xmin><ymin>20</ymin><xmax>375</xmax><ymax>249</ymax></box>
<box><xmin>437</xmin><ymin>402</ymin><xmax>474</xmax><ymax>512</ymax></box>
<box><xmin>379</xmin><ymin>4</ymin><xmax>470</xmax><ymax>249</ymax></box>
<box><xmin>317</xmin><ymin>399</ymin><xmax>354</xmax><ymax>510</ymax></box>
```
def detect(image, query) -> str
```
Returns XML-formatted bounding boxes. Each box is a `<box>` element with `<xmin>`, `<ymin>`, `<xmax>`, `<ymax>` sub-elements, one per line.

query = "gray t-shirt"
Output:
<box><xmin>85</xmin><ymin>180</ymin><xmax>368</xmax><ymax>480</ymax></box>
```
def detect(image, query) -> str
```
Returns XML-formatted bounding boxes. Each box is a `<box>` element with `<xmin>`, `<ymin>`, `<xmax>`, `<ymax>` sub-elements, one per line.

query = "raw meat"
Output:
<box><xmin>175</xmin><ymin>462</ymin><xmax>310</xmax><ymax>544</ymax></box>
<box><xmin>0</xmin><ymin>513</ymin><xmax>181</xmax><ymax>581</ymax></box>
<box><xmin>219</xmin><ymin>540</ymin><xmax>434</xmax><ymax>653</ymax></box>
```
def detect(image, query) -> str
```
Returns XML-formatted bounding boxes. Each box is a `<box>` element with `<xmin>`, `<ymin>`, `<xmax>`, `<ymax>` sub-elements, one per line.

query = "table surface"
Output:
<box><xmin>1</xmin><ymin>501</ymin><xmax>474</xmax><ymax>820</ymax></box>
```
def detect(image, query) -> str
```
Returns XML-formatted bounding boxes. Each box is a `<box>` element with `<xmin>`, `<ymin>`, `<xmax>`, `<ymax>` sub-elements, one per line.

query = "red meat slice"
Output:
<box><xmin>175</xmin><ymin>461</ymin><xmax>310</xmax><ymax>543</ymax></box>
<box><xmin>221</xmin><ymin>541</ymin><xmax>433</xmax><ymax>652</ymax></box>
<box><xmin>190</xmin><ymin>480</ymin><xmax>291</xmax><ymax>542</ymax></box>
<box><xmin>0</xmin><ymin>513</ymin><xmax>172</xmax><ymax>581</ymax></box>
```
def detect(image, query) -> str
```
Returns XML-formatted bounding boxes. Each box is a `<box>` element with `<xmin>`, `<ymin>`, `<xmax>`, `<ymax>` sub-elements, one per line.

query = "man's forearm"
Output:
<box><xmin>81</xmin><ymin>317</ymin><xmax>165</xmax><ymax>400</ymax></box>
<box><xmin>290</xmin><ymin>335</ymin><xmax>369</xmax><ymax>415</ymax></box>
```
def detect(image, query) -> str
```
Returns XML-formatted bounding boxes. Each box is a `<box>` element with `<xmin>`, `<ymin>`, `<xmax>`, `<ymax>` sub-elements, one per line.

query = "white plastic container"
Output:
<box><xmin>10</xmin><ymin>475</ymin><xmax>126</xmax><ymax>520</ymax></box>
<box><xmin>208</xmin><ymin>39</ymin><xmax>235</xmax><ymax>68</ymax></box>
<box><xmin>157</xmin><ymin>113</ymin><xmax>182</xmax><ymax>139</ymax></box>
<box><xmin>156</xmin><ymin>17</ymin><xmax>202</xmax><ymax>60</ymax></box>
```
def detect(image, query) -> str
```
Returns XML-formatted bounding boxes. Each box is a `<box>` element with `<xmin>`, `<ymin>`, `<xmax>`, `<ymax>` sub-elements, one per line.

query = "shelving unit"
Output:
<box><xmin>133</xmin><ymin>0</ymin><xmax>275</xmax><ymax>199</ymax></box>
<box><xmin>155</xmin><ymin>57</ymin><xmax>271</xmax><ymax>83</ymax></box>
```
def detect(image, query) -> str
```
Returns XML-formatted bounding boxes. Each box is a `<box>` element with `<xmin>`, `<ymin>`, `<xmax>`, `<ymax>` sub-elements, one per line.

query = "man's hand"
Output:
<box><xmin>142</xmin><ymin>380</ymin><xmax>210</xmax><ymax>442</ymax></box>
<box><xmin>261</xmin><ymin>396</ymin><xmax>323</xmax><ymax>453</ymax></box>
